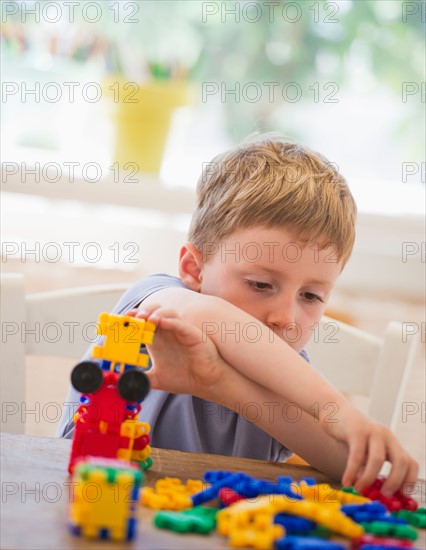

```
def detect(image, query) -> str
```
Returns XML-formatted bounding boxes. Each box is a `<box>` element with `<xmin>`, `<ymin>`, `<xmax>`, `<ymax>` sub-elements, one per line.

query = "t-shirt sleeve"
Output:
<box><xmin>56</xmin><ymin>274</ymin><xmax>188</xmax><ymax>439</ymax></box>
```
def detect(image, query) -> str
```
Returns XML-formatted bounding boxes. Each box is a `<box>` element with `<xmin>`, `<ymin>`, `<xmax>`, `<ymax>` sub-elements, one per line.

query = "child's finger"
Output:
<box><xmin>158</xmin><ymin>316</ymin><xmax>203</xmax><ymax>347</ymax></box>
<box><xmin>352</xmin><ymin>435</ymin><xmax>386</xmax><ymax>492</ymax></box>
<box><xmin>341</xmin><ymin>433</ymin><xmax>368</xmax><ymax>488</ymax></box>
<box><xmin>147</xmin><ymin>308</ymin><xmax>179</xmax><ymax>323</ymax></box>
<box><xmin>398</xmin><ymin>459</ymin><xmax>419</xmax><ymax>497</ymax></box>
<box><xmin>126</xmin><ymin>309</ymin><xmax>137</xmax><ymax>317</ymax></box>
<box><xmin>381</xmin><ymin>441</ymin><xmax>415</xmax><ymax>496</ymax></box>
<box><xmin>134</xmin><ymin>304</ymin><xmax>162</xmax><ymax>319</ymax></box>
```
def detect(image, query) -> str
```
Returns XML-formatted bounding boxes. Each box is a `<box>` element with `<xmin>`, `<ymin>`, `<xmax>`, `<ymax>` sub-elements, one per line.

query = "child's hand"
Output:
<box><xmin>127</xmin><ymin>305</ymin><xmax>227</xmax><ymax>397</ymax></box>
<box><xmin>322</xmin><ymin>405</ymin><xmax>418</xmax><ymax>495</ymax></box>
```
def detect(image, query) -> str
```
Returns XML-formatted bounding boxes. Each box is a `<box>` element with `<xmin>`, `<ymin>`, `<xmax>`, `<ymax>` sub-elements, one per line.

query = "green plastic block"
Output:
<box><xmin>154</xmin><ymin>506</ymin><xmax>217</xmax><ymax>534</ymax></box>
<box><xmin>394</xmin><ymin>508</ymin><xmax>426</xmax><ymax>529</ymax></box>
<box><xmin>342</xmin><ymin>486</ymin><xmax>361</xmax><ymax>496</ymax></box>
<box><xmin>135</xmin><ymin>457</ymin><xmax>153</xmax><ymax>471</ymax></box>
<box><xmin>361</xmin><ymin>521</ymin><xmax>418</xmax><ymax>540</ymax></box>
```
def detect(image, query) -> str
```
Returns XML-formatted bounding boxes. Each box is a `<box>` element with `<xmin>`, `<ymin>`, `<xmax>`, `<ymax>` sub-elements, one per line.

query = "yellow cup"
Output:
<box><xmin>105</xmin><ymin>79</ymin><xmax>193</xmax><ymax>174</ymax></box>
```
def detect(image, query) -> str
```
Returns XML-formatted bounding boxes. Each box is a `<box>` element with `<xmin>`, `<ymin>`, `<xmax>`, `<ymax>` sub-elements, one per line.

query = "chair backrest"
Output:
<box><xmin>1</xmin><ymin>274</ymin><xmax>418</xmax><ymax>434</ymax></box>
<box><xmin>1</xmin><ymin>274</ymin><xmax>128</xmax><ymax>434</ymax></box>
<box><xmin>305</xmin><ymin>318</ymin><xmax>418</xmax><ymax>429</ymax></box>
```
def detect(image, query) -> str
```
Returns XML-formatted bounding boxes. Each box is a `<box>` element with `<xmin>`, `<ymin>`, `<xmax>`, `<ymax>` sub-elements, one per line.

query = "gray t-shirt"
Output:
<box><xmin>57</xmin><ymin>274</ymin><xmax>310</xmax><ymax>462</ymax></box>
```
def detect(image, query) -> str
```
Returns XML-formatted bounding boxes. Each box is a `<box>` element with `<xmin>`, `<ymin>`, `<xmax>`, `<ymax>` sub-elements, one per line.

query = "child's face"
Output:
<box><xmin>196</xmin><ymin>226</ymin><xmax>343</xmax><ymax>352</ymax></box>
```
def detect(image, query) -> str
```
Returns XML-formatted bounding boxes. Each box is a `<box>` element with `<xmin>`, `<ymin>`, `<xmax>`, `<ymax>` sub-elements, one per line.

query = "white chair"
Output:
<box><xmin>305</xmin><ymin>319</ymin><xmax>418</xmax><ymax>430</ymax></box>
<box><xmin>1</xmin><ymin>274</ymin><xmax>128</xmax><ymax>434</ymax></box>
<box><xmin>0</xmin><ymin>274</ymin><xmax>418</xmax><ymax>434</ymax></box>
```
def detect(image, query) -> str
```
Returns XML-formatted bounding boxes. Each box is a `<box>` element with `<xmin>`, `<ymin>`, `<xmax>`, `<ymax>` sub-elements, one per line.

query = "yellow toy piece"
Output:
<box><xmin>225</xmin><ymin>511</ymin><xmax>284</xmax><ymax>549</ymax></box>
<box><xmin>217</xmin><ymin>494</ymin><xmax>364</xmax><ymax>539</ymax></box>
<box><xmin>295</xmin><ymin>481</ymin><xmax>370</xmax><ymax>504</ymax></box>
<box><xmin>141</xmin><ymin>477</ymin><xmax>205</xmax><ymax>511</ymax></box>
<box><xmin>69</xmin><ymin>458</ymin><xmax>142</xmax><ymax>542</ymax></box>
<box><xmin>116</xmin><ymin>419</ymin><xmax>152</xmax><ymax>463</ymax></box>
<box><xmin>93</xmin><ymin>312</ymin><xmax>156</xmax><ymax>371</ymax></box>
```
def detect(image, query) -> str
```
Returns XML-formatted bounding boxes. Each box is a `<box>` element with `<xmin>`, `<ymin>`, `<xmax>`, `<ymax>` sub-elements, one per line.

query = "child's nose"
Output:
<box><xmin>265</xmin><ymin>300</ymin><xmax>297</xmax><ymax>336</ymax></box>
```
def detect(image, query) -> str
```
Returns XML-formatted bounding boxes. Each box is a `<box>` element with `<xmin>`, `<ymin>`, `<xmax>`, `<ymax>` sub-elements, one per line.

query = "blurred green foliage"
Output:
<box><xmin>3</xmin><ymin>0</ymin><xmax>425</xmax><ymax>146</ymax></box>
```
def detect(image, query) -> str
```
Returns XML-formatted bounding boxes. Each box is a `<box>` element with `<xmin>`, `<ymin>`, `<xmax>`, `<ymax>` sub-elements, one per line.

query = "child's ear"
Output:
<box><xmin>179</xmin><ymin>243</ymin><xmax>203</xmax><ymax>291</ymax></box>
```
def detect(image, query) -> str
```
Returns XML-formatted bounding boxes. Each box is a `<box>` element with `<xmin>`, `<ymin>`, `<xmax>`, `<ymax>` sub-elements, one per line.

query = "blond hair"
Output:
<box><xmin>188</xmin><ymin>134</ymin><xmax>357</xmax><ymax>267</ymax></box>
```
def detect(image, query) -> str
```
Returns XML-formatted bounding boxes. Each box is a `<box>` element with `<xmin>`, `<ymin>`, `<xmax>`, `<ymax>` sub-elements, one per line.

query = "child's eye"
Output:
<box><xmin>302</xmin><ymin>292</ymin><xmax>323</xmax><ymax>303</ymax></box>
<box><xmin>245</xmin><ymin>280</ymin><xmax>273</xmax><ymax>292</ymax></box>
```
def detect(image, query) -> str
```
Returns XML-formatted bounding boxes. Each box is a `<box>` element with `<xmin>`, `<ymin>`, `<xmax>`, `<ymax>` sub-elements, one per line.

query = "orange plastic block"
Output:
<box><xmin>93</xmin><ymin>312</ymin><xmax>156</xmax><ymax>369</ymax></box>
<box><xmin>141</xmin><ymin>477</ymin><xmax>204</xmax><ymax>511</ymax></box>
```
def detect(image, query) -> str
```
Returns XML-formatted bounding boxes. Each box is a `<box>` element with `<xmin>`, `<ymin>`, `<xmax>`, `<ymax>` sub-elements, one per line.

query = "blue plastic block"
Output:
<box><xmin>274</xmin><ymin>513</ymin><xmax>316</xmax><ymax>533</ymax></box>
<box><xmin>99</xmin><ymin>528</ymin><xmax>109</xmax><ymax>540</ymax></box>
<box><xmin>352</xmin><ymin>512</ymin><xmax>404</xmax><ymax>523</ymax></box>
<box><xmin>255</xmin><ymin>480</ymin><xmax>302</xmax><ymax>500</ymax></box>
<box><xmin>300</xmin><ymin>477</ymin><xmax>317</xmax><ymax>486</ymax></box>
<box><xmin>341</xmin><ymin>502</ymin><xmax>387</xmax><ymax>522</ymax></box>
<box><xmin>192</xmin><ymin>472</ymin><xmax>248</xmax><ymax>505</ymax></box>
<box><xmin>69</xmin><ymin>524</ymin><xmax>81</xmax><ymax>536</ymax></box>
<box><xmin>203</xmin><ymin>470</ymin><xmax>232</xmax><ymax>483</ymax></box>
<box><xmin>278</xmin><ymin>476</ymin><xmax>293</xmax><ymax>485</ymax></box>
<box><xmin>126</xmin><ymin>517</ymin><xmax>136</xmax><ymax>541</ymax></box>
<box><xmin>275</xmin><ymin>535</ymin><xmax>345</xmax><ymax>550</ymax></box>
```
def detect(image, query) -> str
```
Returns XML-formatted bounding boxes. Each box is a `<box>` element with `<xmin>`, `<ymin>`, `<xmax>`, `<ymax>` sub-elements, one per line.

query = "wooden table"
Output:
<box><xmin>1</xmin><ymin>433</ymin><xmax>424</xmax><ymax>550</ymax></box>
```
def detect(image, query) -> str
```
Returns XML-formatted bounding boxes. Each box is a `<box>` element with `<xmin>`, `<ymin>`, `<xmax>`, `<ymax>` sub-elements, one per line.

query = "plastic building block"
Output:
<box><xmin>394</xmin><ymin>508</ymin><xmax>426</xmax><ymax>529</ymax></box>
<box><xmin>275</xmin><ymin>535</ymin><xmax>345</xmax><ymax>550</ymax></box>
<box><xmin>361</xmin><ymin>478</ymin><xmax>418</xmax><ymax>512</ymax></box>
<box><xmin>274</xmin><ymin>513</ymin><xmax>316</xmax><ymax>534</ymax></box>
<box><xmin>68</xmin><ymin>360</ymin><xmax>152</xmax><ymax>473</ymax></box>
<box><xmin>219</xmin><ymin>487</ymin><xmax>244</xmax><ymax>506</ymax></box>
<box><xmin>193</xmin><ymin>472</ymin><xmax>249</xmax><ymax>505</ymax></box>
<box><xmin>343</xmin><ymin>487</ymin><xmax>362</xmax><ymax>496</ymax></box>
<box><xmin>195</xmin><ymin>471</ymin><xmax>301</xmax><ymax>506</ymax></box>
<box><xmin>93</xmin><ymin>313</ymin><xmax>156</xmax><ymax>371</ymax></box>
<box><xmin>228</xmin><ymin>522</ymin><xmax>284</xmax><ymax>549</ymax></box>
<box><xmin>217</xmin><ymin>494</ymin><xmax>364</xmax><ymax>539</ymax></box>
<box><xmin>360</xmin><ymin>521</ymin><xmax>418</xmax><ymax>540</ymax></box>
<box><xmin>301</xmin><ymin>477</ymin><xmax>317</xmax><ymax>486</ymax></box>
<box><xmin>141</xmin><ymin>477</ymin><xmax>204</xmax><ymax>510</ymax></box>
<box><xmin>296</xmin><ymin>482</ymin><xmax>369</xmax><ymax>504</ymax></box>
<box><xmin>254</xmin><ymin>479</ymin><xmax>302</xmax><ymax>500</ymax></box>
<box><xmin>352</xmin><ymin>534</ymin><xmax>414</xmax><ymax>549</ymax></box>
<box><xmin>69</xmin><ymin>457</ymin><xmax>142</xmax><ymax>541</ymax></box>
<box><xmin>153</xmin><ymin>506</ymin><xmax>218</xmax><ymax>534</ymax></box>
<box><xmin>342</xmin><ymin>502</ymin><xmax>388</xmax><ymax>523</ymax></box>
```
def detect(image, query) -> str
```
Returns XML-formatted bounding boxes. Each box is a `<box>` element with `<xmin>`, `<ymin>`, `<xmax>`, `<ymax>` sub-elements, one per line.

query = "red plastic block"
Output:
<box><xmin>219</xmin><ymin>487</ymin><xmax>244</xmax><ymax>506</ymax></box>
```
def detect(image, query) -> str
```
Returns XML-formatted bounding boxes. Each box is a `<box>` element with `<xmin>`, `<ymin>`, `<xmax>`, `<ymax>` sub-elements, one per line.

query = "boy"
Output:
<box><xmin>58</xmin><ymin>136</ymin><xmax>417</xmax><ymax>495</ymax></box>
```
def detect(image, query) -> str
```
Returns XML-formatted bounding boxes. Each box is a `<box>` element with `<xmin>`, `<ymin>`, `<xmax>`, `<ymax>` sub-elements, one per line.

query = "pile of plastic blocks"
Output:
<box><xmin>142</xmin><ymin>471</ymin><xmax>425</xmax><ymax>550</ymax></box>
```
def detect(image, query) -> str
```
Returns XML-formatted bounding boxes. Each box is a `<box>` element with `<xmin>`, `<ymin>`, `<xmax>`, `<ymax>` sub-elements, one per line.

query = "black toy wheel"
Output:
<box><xmin>118</xmin><ymin>369</ymin><xmax>150</xmax><ymax>403</ymax></box>
<box><xmin>71</xmin><ymin>361</ymin><xmax>103</xmax><ymax>394</ymax></box>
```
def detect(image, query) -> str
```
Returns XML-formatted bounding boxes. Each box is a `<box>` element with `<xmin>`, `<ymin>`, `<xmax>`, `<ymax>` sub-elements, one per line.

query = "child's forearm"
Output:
<box><xmin>203</xmin><ymin>299</ymin><xmax>350</xmax><ymax>418</ymax></box>
<box><xmin>143</xmin><ymin>288</ymin><xmax>350</xmax><ymax>418</ymax></box>
<box><xmin>202</xmin><ymin>363</ymin><xmax>348</xmax><ymax>480</ymax></box>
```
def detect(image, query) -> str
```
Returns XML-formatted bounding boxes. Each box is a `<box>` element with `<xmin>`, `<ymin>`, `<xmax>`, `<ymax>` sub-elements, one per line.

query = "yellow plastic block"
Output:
<box><xmin>94</xmin><ymin>313</ymin><xmax>156</xmax><ymax>367</ymax></box>
<box><xmin>131</xmin><ymin>446</ymin><xmax>152</xmax><ymax>462</ymax></box>
<box><xmin>229</xmin><ymin>523</ymin><xmax>284</xmax><ymax>550</ymax></box>
<box><xmin>217</xmin><ymin>495</ymin><xmax>364</xmax><ymax>539</ymax></box>
<box><xmin>295</xmin><ymin>482</ymin><xmax>370</xmax><ymax>504</ymax></box>
<box><xmin>140</xmin><ymin>477</ymin><xmax>204</xmax><ymax>511</ymax></box>
<box><xmin>120</xmin><ymin>419</ymin><xmax>150</xmax><ymax>439</ymax></box>
<box><xmin>69</xmin><ymin>460</ymin><xmax>140</xmax><ymax>541</ymax></box>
